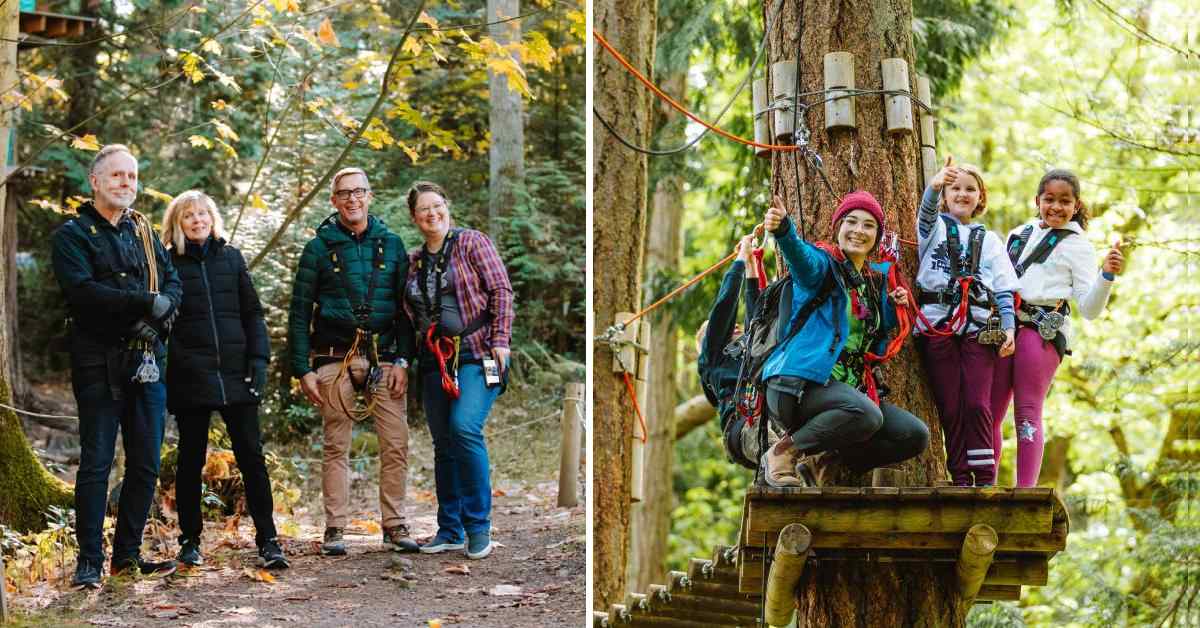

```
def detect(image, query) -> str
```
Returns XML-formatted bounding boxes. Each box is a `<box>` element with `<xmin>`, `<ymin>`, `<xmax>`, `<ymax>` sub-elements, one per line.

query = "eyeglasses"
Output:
<box><xmin>414</xmin><ymin>202</ymin><xmax>447</xmax><ymax>214</ymax></box>
<box><xmin>334</xmin><ymin>187</ymin><xmax>370</xmax><ymax>201</ymax></box>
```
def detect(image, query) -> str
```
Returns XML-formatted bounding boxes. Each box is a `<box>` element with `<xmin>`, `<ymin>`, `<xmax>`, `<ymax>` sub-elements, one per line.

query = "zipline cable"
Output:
<box><xmin>591</xmin><ymin>0</ymin><xmax>785</xmax><ymax>156</ymax></box>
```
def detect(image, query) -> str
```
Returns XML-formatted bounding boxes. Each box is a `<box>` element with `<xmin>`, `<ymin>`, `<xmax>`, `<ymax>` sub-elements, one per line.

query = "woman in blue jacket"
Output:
<box><xmin>760</xmin><ymin>192</ymin><xmax>929</xmax><ymax>486</ymax></box>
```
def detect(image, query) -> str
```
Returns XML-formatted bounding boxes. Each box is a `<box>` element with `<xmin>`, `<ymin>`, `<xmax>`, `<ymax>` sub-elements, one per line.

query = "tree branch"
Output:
<box><xmin>674</xmin><ymin>393</ymin><xmax>714</xmax><ymax>440</ymax></box>
<box><xmin>247</xmin><ymin>0</ymin><xmax>428</xmax><ymax>271</ymax></box>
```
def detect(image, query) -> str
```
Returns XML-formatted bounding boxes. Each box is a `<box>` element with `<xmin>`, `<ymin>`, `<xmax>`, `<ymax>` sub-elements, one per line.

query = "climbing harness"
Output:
<box><xmin>129</xmin><ymin>209</ymin><xmax>163</xmax><ymax>384</ymax></box>
<box><xmin>417</xmin><ymin>230</ymin><xmax>494</xmax><ymax>400</ymax></box>
<box><xmin>1006</xmin><ymin>224</ymin><xmax>1075</xmax><ymax>278</ymax></box>
<box><xmin>915</xmin><ymin>215</ymin><xmax>996</xmax><ymax>338</ymax></box>
<box><xmin>326</xmin><ymin>232</ymin><xmax>389</xmax><ymax>421</ymax></box>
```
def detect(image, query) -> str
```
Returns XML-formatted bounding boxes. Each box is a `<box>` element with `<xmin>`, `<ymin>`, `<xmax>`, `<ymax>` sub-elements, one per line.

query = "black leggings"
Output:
<box><xmin>175</xmin><ymin>404</ymin><xmax>277</xmax><ymax>547</ymax></box>
<box><xmin>766</xmin><ymin>377</ymin><xmax>930</xmax><ymax>473</ymax></box>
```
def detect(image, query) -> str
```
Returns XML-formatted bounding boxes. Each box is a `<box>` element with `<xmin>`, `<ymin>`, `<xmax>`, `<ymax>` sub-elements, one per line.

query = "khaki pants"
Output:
<box><xmin>317</xmin><ymin>357</ymin><xmax>408</xmax><ymax>528</ymax></box>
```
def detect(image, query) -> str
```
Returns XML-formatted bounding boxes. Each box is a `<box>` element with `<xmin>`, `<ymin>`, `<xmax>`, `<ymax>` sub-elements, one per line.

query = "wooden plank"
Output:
<box><xmin>742</xmin><ymin>529</ymin><xmax>1066</xmax><ymax>553</ymax></box>
<box><xmin>636</xmin><ymin>604</ymin><xmax>758</xmax><ymax>625</ymax></box>
<box><xmin>666</xmin><ymin>592</ymin><xmax>760</xmax><ymax>617</ymax></box>
<box><xmin>747</xmin><ymin>499</ymin><xmax>1054</xmax><ymax>537</ymax></box>
<box><xmin>45</xmin><ymin>16</ymin><xmax>67</xmax><ymax>37</ymax></box>
<box><xmin>68</xmin><ymin>20</ymin><xmax>85</xmax><ymax>37</ymax></box>
<box><xmin>978</xmin><ymin>585</ymin><xmax>1022</xmax><ymax>601</ymax></box>
<box><xmin>983</xmin><ymin>558</ymin><xmax>1049</xmax><ymax>586</ymax></box>
<box><xmin>19</xmin><ymin>14</ymin><xmax>45</xmax><ymax>33</ymax></box>
<box><xmin>593</xmin><ymin>611</ymin><xmax>610</xmax><ymax>628</ymax></box>
<box><xmin>627</xmin><ymin>616</ymin><xmax>743</xmax><ymax>628</ymax></box>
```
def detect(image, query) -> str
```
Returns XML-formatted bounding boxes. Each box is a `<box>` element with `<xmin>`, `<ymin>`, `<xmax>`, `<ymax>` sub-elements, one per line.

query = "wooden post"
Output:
<box><xmin>915</xmin><ymin>75</ymin><xmax>937</xmax><ymax>186</ymax></box>
<box><xmin>871</xmin><ymin>467</ymin><xmax>903</xmax><ymax>487</ymax></box>
<box><xmin>0</xmin><ymin>0</ymin><xmax>18</xmax><ymax>410</ymax></box>
<box><xmin>880</xmin><ymin>58</ymin><xmax>913</xmax><ymax>135</ymax></box>
<box><xmin>763</xmin><ymin>523</ymin><xmax>811</xmax><ymax>626</ymax></box>
<box><xmin>956</xmin><ymin>523</ymin><xmax>999</xmax><ymax>602</ymax></box>
<box><xmin>770</xmin><ymin>60</ymin><xmax>797</xmax><ymax>140</ymax></box>
<box><xmin>753</xmin><ymin>78</ymin><xmax>771</xmax><ymax>157</ymax></box>
<box><xmin>823</xmin><ymin>52</ymin><xmax>855</xmax><ymax>130</ymax></box>
<box><xmin>1</xmin><ymin>550</ymin><xmax>7</xmax><ymax>624</ymax></box>
<box><xmin>630</xmin><ymin>320</ymin><xmax>650</xmax><ymax>503</ymax></box>
<box><xmin>557</xmin><ymin>382</ymin><xmax>584</xmax><ymax>507</ymax></box>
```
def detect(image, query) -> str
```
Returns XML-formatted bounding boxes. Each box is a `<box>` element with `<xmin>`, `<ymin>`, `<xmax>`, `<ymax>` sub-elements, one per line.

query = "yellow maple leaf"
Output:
<box><xmin>188</xmin><ymin>135</ymin><xmax>213</xmax><ymax>149</ymax></box>
<box><xmin>360</xmin><ymin>123</ymin><xmax>395</xmax><ymax>150</ymax></box>
<box><xmin>417</xmin><ymin>11</ymin><xmax>438</xmax><ymax>30</ymax></box>
<box><xmin>402</xmin><ymin>37</ymin><xmax>422</xmax><ymax>57</ymax></box>
<box><xmin>180</xmin><ymin>52</ymin><xmax>205</xmax><ymax>83</ymax></box>
<box><xmin>201</xmin><ymin>39</ymin><xmax>222</xmax><ymax>56</ymax></box>
<box><xmin>212</xmin><ymin>119</ymin><xmax>240</xmax><ymax>142</ymax></box>
<box><xmin>250</xmin><ymin>194</ymin><xmax>268</xmax><ymax>211</ymax></box>
<box><xmin>349</xmin><ymin>518</ymin><xmax>382</xmax><ymax>534</ymax></box>
<box><xmin>522</xmin><ymin>31</ymin><xmax>556</xmax><ymax>69</ymax></box>
<box><xmin>397</xmin><ymin>141</ymin><xmax>420</xmax><ymax>164</ymax></box>
<box><xmin>213</xmin><ymin>138</ymin><xmax>238</xmax><ymax>159</ymax></box>
<box><xmin>487</xmin><ymin>57</ymin><xmax>530</xmax><ymax>98</ymax></box>
<box><xmin>71</xmin><ymin>134</ymin><xmax>100</xmax><ymax>151</ymax></box>
<box><xmin>317</xmin><ymin>17</ymin><xmax>339</xmax><ymax>47</ymax></box>
<box><xmin>210</xmin><ymin>99</ymin><xmax>228</xmax><ymax>111</ymax></box>
<box><xmin>268</xmin><ymin>0</ymin><xmax>291</xmax><ymax>12</ymax></box>
<box><xmin>566</xmin><ymin>10</ymin><xmax>585</xmax><ymax>41</ymax></box>
<box><xmin>142</xmin><ymin>187</ymin><xmax>175</xmax><ymax>204</ymax></box>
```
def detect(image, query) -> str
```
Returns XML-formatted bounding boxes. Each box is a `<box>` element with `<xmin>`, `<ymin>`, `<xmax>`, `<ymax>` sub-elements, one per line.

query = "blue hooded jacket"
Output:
<box><xmin>762</xmin><ymin>217</ymin><xmax>899</xmax><ymax>385</ymax></box>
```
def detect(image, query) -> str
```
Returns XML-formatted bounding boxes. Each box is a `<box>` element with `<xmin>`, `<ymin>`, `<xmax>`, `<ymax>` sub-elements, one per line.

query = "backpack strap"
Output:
<box><xmin>966</xmin><ymin>225</ymin><xmax>985</xmax><ymax>276</ymax></box>
<box><xmin>328</xmin><ymin>236</ymin><xmax>387</xmax><ymax>330</ymax></box>
<box><xmin>1006</xmin><ymin>224</ymin><xmax>1036</xmax><ymax>267</ymax></box>
<box><xmin>940</xmin><ymin>214</ymin><xmax>965</xmax><ymax>279</ymax></box>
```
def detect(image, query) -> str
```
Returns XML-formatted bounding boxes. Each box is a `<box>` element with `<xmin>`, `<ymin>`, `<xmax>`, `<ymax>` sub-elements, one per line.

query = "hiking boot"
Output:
<box><xmin>466</xmin><ymin>531</ymin><xmax>494</xmax><ymax>560</ymax></box>
<box><xmin>177</xmin><ymin>538</ymin><xmax>203</xmax><ymax>567</ymax></box>
<box><xmin>322</xmin><ymin>527</ymin><xmax>347</xmax><ymax>556</ymax></box>
<box><xmin>383</xmin><ymin>524</ymin><xmax>420</xmax><ymax>553</ymax></box>
<box><xmin>72</xmin><ymin>558</ymin><xmax>102</xmax><ymax>589</ymax></box>
<box><xmin>111</xmin><ymin>556</ymin><xmax>177</xmax><ymax>578</ymax></box>
<box><xmin>762</xmin><ymin>446</ymin><xmax>804</xmax><ymax>487</ymax></box>
<box><xmin>419</xmin><ymin>531</ymin><xmax>466</xmax><ymax>554</ymax></box>
<box><xmin>258</xmin><ymin>538</ymin><xmax>290</xmax><ymax>569</ymax></box>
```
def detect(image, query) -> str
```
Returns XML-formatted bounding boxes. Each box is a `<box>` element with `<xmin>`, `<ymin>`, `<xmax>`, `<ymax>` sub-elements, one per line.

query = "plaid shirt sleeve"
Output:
<box><xmin>461</xmin><ymin>230</ymin><xmax>514</xmax><ymax>349</ymax></box>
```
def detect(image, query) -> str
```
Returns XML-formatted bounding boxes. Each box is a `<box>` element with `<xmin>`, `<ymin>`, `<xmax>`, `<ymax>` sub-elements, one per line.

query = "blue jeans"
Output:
<box><xmin>422</xmin><ymin>363</ymin><xmax>500</xmax><ymax>539</ymax></box>
<box><xmin>72</xmin><ymin>366</ymin><xmax>167</xmax><ymax>565</ymax></box>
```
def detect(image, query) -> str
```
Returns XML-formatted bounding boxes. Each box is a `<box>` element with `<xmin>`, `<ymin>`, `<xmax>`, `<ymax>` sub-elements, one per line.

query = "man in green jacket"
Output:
<box><xmin>288</xmin><ymin>167</ymin><xmax>418</xmax><ymax>555</ymax></box>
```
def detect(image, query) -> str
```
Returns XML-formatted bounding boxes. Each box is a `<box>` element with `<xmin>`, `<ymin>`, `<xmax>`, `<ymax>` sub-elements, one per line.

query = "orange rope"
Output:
<box><xmin>594</xmin><ymin>31</ymin><xmax>798</xmax><ymax>153</ymax></box>
<box><xmin>625</xmin><ymin>250</ymin><xmax>738</xmax><ymax>328</ymax></box>
<box><xmin>623</xmin><ymin>372</ymin><xmax>648</xmax><ymax>443</ymax></box>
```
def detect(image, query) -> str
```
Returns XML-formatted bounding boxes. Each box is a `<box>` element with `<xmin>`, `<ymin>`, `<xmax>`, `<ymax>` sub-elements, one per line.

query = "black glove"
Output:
<box><xmin>126</xmin><ymin>319</ymin><xmax>159</xmax><ymax>345</ymax></box>
<box><xmin>149</xmin><ymin>294</ymin><xmax>172</xmax><ymax>319</ymax></box>
<box><xmin>246</xmin><ymin>359</ymin><xmax>268</xmax><ymax>398</ymax></box>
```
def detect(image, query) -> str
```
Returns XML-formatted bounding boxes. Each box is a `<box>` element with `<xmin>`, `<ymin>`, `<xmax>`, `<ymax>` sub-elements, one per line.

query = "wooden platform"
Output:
<box><xmin>593</xmin><ymin>486</ymin><xmax>1069</xmax><ymax>626</ymax></box>
<box><xmin>738</xmin><ymin>485</ymin><xmax>1068</xmax><ymax>601</ymax></box>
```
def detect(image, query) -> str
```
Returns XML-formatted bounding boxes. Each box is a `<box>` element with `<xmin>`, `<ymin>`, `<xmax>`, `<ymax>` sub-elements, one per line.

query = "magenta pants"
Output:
<box><xmin>918</xmin><ymin>334</ymin><xmax>998</xmax><ymax>486</ymax></box>
<box><xmin>990</xmin><ymin>327</ymin><xmax>1061</xmax><ymax>487</ymax></box>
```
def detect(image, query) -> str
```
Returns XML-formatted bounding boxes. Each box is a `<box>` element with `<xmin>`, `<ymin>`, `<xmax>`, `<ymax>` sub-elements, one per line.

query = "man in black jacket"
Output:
<box><xmin>51</xmin><ymin>144</ymin><xmax>182</xmax><ymax>588</ymax></box>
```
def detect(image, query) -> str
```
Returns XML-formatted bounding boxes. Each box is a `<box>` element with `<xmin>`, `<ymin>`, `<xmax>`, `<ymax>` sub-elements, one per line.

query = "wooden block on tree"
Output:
<box><xmin>983</xmin><ymin>557</ymin><xmax>1049</xmax><ymax>586</ymax></box>
<box><xmin>764</xmin><ymin>523</ymin><xmax>812</xmax><ymax>626</ymax></box>
<box><xmin>956</xmin><ymin>524</ymin><xmax>998</xmax><ymax>600</ymax></box>
<box><xmin>977</xmin><ymin>585</ymin><xmax>1022</xmax><ymax>601</ymax></box>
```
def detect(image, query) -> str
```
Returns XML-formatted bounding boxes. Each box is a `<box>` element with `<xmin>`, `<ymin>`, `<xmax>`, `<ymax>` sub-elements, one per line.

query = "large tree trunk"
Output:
<box><xmin>764</xmin><ymin>1</ymin><xmax>958</xmax><ymax>624</ymax></box>
<box><xmin>626</xmin><ymin>71</ymin><xmax>685</xmax><ymax>591</ymax></box>
<box><xmin>0</xmin><ymin>1</ymin><xmax>18</xmax><ymax>404</ymax></box>
<box><xmin>0</xmin><ymin>375</ymin><xmax>73</xmax><ymax>532</ymax></box>
<box><xmin>593</xmin><ymin>0</ymin><xmax>656</xmax><ymax>610</ymax></box>
<box><xmin>486</xmin><ymin>0</ymin><xmax>525</xmax><ymax>237</ymax></box>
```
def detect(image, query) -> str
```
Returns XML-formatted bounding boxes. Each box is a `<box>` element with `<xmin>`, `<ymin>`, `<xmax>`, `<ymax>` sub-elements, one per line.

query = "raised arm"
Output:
<box><xmin>764</xmin><ymin>196</ymin><xmax>828</xmax><ymax>290</ymax></box>
<box><xmin>1070</xmin><ymin>236</ymin><xmax>1118</xmax><ymax>319</ymax></box>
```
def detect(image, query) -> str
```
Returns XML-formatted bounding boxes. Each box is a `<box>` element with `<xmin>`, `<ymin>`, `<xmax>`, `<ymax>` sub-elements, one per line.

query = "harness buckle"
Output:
<box><xmin>1031</xmin><ymin>309</ymin><xmax>1066</xmax><ymax>340</ymax></box>
<box><xmin>976</xmin><ymin>313</ymin><xmax>1006</xmax><ymax>346</ymax></box>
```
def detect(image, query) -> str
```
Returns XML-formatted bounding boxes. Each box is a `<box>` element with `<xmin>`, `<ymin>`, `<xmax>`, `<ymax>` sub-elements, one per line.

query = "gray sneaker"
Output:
<box><xmin>322</xmin><ymin>527</ymin><xmax>347</xmax><ymax>556</ymax></box>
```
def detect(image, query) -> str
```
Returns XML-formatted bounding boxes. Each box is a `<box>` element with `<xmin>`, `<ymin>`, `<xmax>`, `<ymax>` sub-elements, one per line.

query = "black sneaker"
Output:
<box><xmin>322</xmin><ymin>527</ymin><xmax>347</xmax><ymax>556</ymax></box>
<box><xmin>111</xmin><ymin>556</ymin><xmax>177</xmax><ymax>578</ymax></box>
<box><xmin>71</xmin><ymin>558</ymin><xmax>102</xmax><ymax>589</ymax></box>
<box><xmin>258</xmin><ymin>538</ymin><xmax>290</xmax><ymax>569</ymax></box>
<box><xmin>177</xmin><ymin>538</ymin><xmax>203</xmax><ymax>567</ymax></box>
<box><xmin>383</xmin><ymin>524</ymin><xmax>419</xmax><ymax>553</ymax></box>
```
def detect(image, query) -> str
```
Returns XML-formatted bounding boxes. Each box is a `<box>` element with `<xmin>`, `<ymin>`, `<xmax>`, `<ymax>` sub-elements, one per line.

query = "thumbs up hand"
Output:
<box><xmin>1103</xmin><ymin>235</ymin><xmax>1124</xmax><ymax>275</ymax></box>
<box><xmin>930</xmin><ymin>155</ymin><xmax>959</xmax><ymax>191</ymax></box>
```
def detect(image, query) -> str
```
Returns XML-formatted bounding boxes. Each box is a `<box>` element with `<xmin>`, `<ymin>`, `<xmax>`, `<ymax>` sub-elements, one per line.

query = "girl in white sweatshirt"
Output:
<box><xmin>990</xmin><ymin>169</ymin><xmax>1124</xmax><ymax>487</ymax></box>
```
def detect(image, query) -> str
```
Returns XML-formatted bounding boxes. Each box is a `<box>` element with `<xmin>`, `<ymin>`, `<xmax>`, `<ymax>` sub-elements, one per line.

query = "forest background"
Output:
<box><xmin>0</xmin><ymin>0</ymin><xmax>586</xmax><ymax>618</ymax></box>
<box><xmin>615</xmin><ymin>0</ymin><xmax>1196</xmax><ymax>625</ymax></box>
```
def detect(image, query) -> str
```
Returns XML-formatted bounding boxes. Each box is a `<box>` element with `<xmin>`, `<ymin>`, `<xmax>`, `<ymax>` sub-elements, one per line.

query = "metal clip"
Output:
<box><xmin>1031</xmin><ymin>309</ymin><xmax>1065</xmax><ymax>340</ymax></box>
<box><xmin>132</xmin><ymin>349</ymin><xmax>160</xmax><ymax>383</ymax></box>
<box><xmin>977</xmin><ymin>314</ymin><xmax>1006</xmax><ymax>346</ymax></box>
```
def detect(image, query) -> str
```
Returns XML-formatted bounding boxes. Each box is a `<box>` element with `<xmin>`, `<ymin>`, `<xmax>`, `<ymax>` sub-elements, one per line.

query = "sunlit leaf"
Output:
<box><xmin>212</xmin><ymin>120</ymin><xmax>240</xmax><ymax>142</ymax></box>
<box><xmin>142</xmin><ymin>187</ymin><xmax>175</xmax><ymax>204</ymax></box>
<box><xmin>201</xmin><ymin>39</ymin><xmax>222</xmax><ymax>56</ymax></box>
<box><xmin>71</xmin><ymin>133</ymin><xmax>100</xmax><ymax>151</ymax></box>
<box><xmin>188</xmin><ymin>135</ymin><xmax>213</xmax><ymax>150</ymax></box>
<box><xmin>317</xmin><ymin>16</ymin><xmax>339</xmax><ymax>46</ymax></box>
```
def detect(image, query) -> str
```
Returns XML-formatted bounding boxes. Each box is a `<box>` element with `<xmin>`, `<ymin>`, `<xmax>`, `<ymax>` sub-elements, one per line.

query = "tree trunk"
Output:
<box><xmin>0</xmin><ymin>2</ymin><xmax>18</xmax><ymax>404</ymax></box>
<box><xmin>486</xmin><ymin>0</ymin><xmax>525</xmax><ymax>237</ymax></box>
<box><xmin>764</xmin><ymin>1</ymin><xmax>959</xmax><ymax>623</ymax></box>
<box><xmin>593</xmin><ymin>0</ymin><xmax>656</xmax><ymax>610</ymax></box>
<box><xmin>626</xmin><ymin>72</ymin><xmax>685</xmax><ymax>590</ymax></box>
<box><xmin>0</xmin><ymin>374</ymin><xmax>73</xmax><ymax>532</ymax></box>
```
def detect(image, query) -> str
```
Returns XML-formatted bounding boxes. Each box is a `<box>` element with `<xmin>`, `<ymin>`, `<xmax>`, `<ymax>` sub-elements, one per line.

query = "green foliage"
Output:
<box><xmin>14</xmin><ymin>0</ymin><xmax>584</xmax><ymax>440</ymax></box>
<box><xmin>667</xmin><ymin>421</ymin><xmax>748</xmax><ymax>569</ymax></box>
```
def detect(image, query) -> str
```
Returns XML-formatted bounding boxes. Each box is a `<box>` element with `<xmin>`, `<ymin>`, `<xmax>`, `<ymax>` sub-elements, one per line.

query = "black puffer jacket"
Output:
<box><xmin>166</xmin><ymin>237</ymin><xmax>269</xmax><ymax>411</ymax></box>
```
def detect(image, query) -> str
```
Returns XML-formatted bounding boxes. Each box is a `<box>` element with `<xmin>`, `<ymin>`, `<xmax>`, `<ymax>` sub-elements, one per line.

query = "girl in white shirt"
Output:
<box><xmin>990</xmin><ymin>169</ymin><xmax>1123</xmax><ymax>487</ymax></box>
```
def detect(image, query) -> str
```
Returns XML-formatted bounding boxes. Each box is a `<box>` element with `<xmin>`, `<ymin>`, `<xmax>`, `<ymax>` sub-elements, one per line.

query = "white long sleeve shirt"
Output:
<box><xmin>1006</xmin><ymin>218</ymin><xmax>1113</xmax><ymax>344</ymax></box>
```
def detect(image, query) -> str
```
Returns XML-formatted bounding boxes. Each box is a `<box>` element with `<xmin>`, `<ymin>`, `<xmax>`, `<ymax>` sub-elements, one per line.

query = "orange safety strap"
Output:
<box><xmin>623</xmin><ymin>371</ymin><xmax>648</xmax><ymax>443</ymax></box>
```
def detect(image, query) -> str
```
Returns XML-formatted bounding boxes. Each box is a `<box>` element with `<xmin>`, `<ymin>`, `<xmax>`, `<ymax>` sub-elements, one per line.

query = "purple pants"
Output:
<box><xmin>919</xmin><ymin>334</ymin><xmax>998</xmax><ymax>486</ymax></box>
<box><xmin>990</xmin><ymin>327</ymin><xmax>1061</xmax><ymax>487</ymax></box>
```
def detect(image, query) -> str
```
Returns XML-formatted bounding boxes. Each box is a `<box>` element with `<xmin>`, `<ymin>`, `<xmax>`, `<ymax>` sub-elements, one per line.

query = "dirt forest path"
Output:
<box><xmin>11</xmin><ymin>486</ymin><xmax>585</xmax><ymax>627</ymax></box>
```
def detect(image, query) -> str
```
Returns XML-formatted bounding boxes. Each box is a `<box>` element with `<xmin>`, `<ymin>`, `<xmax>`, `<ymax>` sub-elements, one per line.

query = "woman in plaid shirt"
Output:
<box><xmin>402</xmin><ymin>181</ymin><xmax>514</xmax><ymax>560</ymax></box>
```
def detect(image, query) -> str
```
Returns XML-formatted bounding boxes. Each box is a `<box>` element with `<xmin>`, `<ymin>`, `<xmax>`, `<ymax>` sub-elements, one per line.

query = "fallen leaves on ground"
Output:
<box><xmin>348</xmin><ymin>519</ymin><xmax>382</xmax><ymax>534</ymax></box>
<box><xmin>242</xmin><ymin>567</ymin><xmax>276</xmax><ymax>583</ymax></box>
<box><xmin>443</xmin><ymin>563</ymin><xmax>470</xmax><ymax>576</ymax></box>
<box><xmin>488</xmin><ymin>584</ymin><xmax>522</xmax><ymax>596</ymax></box>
